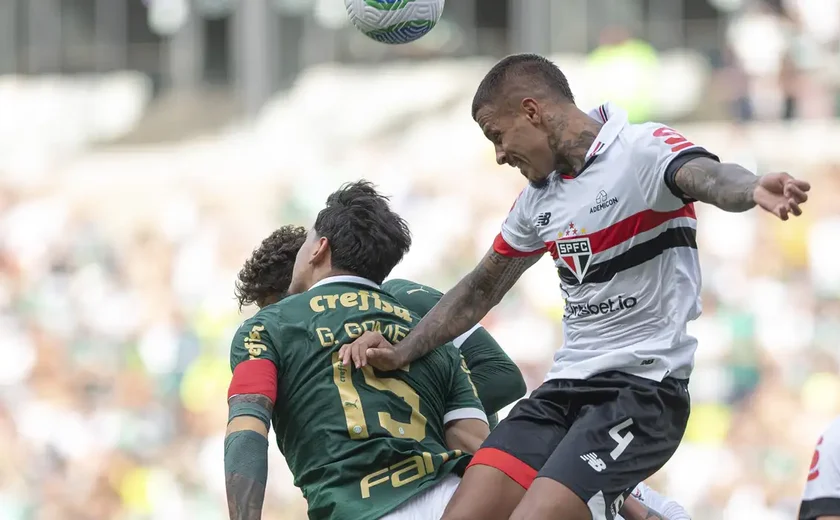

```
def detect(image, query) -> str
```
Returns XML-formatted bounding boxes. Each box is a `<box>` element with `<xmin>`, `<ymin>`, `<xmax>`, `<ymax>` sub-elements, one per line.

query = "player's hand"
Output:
<box><xmin>339</xmin><ymin>331</ymin><xmax>405</xmax><ymax>371</ymax></box>
<box><xmin>753</xmin><ymin>172</ymin><xmax>810</xmax><ymax>220</ymax></box>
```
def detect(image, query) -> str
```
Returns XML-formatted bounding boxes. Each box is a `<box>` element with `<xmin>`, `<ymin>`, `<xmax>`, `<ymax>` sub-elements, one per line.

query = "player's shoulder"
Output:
<box><xmin>619</xmin><ymin>120</ymin><xmax>669</xmax><ymax>148</ymax></box>
<box><xmin>382</xmin><ymin>279</ymin><xmax>443</xmax><ymax>298</ymax></box>
<box><xmin>821</xmin><ymin>416</ymin><xmax>840</xmax><ymax>445</ymax></box>
<box><xmin>235</xmin><ymin>294</ymin><xmax>307</xmax><ymax>331</ymax></box>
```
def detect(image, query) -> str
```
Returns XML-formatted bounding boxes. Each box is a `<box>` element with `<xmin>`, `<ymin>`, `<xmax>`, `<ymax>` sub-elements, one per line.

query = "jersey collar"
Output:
<box><xmin>584</xmin><ymin>102</ymin><xmax>627</xmax><ymax>160</ymax></box>
<box><xmin>310</xmin><ymin>275</ymin><xmax>380</xmax><ymax>291</ymax></box>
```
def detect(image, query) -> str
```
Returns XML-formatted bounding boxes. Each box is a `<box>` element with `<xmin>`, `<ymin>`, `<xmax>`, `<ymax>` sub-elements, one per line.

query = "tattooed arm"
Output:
<box><xmin>672</xmin><ymin>157</ymin><xmax>758</xmax><ymax>212</ymax></box>
<box><xmin>394</xmin><ymin>248</ymin><xmax>540</xmax><ymax>364</ymax></box>
<box><xmin>672</xmin><ymin>157</ymin><xmax>810</xmax><ymax>220</ymax></box>
<box><xmin>341</xmin><ymin>247</ymin><xmax>541</xmax><ymax>369</ymax></box>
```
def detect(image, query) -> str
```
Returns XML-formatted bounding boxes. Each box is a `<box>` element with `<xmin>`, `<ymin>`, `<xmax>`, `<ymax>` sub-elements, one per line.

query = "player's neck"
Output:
<box><xmin>309</xmin><ymin>268</ymin><xmax>364</xmax><ymax>289</ymax></box>
<box><xmin>553</xmin><ymin>112</ymin><xmax>603</xmax><ymax>177</ymax></box>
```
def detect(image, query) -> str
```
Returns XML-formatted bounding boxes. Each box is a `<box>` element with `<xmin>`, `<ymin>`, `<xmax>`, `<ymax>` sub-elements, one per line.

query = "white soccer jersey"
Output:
<box><xmin>494</xmin><ymin>102</ymin><xmax>719</xmax><ymax>382</ymax></box>
<box><xmin>800</xmin><ymin>417</ymin><xmax>840</xmax><ymax>520</ymax></box>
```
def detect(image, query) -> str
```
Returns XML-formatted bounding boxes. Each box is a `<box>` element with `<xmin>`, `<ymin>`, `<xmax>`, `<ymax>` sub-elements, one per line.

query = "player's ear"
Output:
<box><xmin>310</xmin><ymin>236</ymin><xmax>330</xmax><ymax>265</ymax></box>
<box><xmin>521</xmin><ymin>98</ymin><xmax>541</xmax><ymax>125</ymax></box>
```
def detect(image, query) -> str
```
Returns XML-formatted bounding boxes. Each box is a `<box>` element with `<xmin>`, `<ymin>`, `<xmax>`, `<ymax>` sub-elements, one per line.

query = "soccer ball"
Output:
<box><xmin>344</xmin><ymin>0</ymin><xmax>445</xmax><ymax>45</ymax></box>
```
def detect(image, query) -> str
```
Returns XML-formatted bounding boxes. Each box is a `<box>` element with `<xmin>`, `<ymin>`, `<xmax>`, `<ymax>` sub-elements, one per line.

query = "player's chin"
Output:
<box><xmin>527</xmin><ymin>171</ymin><xmax>553</xmax><ymax>189</ymax></box>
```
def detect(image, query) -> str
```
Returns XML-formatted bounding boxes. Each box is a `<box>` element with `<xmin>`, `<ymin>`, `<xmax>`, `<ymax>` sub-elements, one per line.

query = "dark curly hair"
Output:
<box><xmin>235</xmin><ymin>225</ymin><xmax>307</xmax><ymax>310</ymax></box>
<box><xmin>314</xmin><ymin>180</ymin><xmax>411</xmax><ymax>284</ymax></box>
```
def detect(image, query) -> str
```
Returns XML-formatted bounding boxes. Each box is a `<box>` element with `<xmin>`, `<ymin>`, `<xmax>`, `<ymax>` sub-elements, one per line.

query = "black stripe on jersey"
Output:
<box><xmin>663</xmin><ymin>147</ymin><xmax>720</xmax><ymax>204</ymax></box>
<box><xmin>799</xmin><ymin>497</ymin><xmax>840</xmax><ymax>520</ymax></box>
<box><xmin>558</xmin><ymin>226</ymin><xmax>697</xmax><ymax>286</ymax></box>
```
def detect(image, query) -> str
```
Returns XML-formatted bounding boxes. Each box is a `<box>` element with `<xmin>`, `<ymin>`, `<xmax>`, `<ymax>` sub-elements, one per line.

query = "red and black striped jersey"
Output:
<box><xmin>494</xmin><ymin>102</ymin><xmax>718</xmax><ymax>382</ymax></box>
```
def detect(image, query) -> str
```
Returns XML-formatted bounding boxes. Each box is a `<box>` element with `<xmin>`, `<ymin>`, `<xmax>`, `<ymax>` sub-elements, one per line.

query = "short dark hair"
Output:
<box><xmin>235</xmin><ymin>225</ymin><xmax>307</xmax><ymax>310</ymax></box>
<box><xmin>314</xmin><ymin>180</ymin><xmax>411</xmax><ymax>284</ymax></box>
<box><xmin>471</xmin><ymin>53</ymin><xmax>575</xmax><ymax>119</ymax></box>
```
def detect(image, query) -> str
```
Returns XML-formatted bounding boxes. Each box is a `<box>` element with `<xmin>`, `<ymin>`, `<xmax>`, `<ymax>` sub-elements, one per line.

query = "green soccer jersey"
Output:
<box><xmin>381</xmin><ymin>279</ymin><xmax>526</xmax><ymax>418</ymax></box>
<box><xmin>229</xmin><ymin>276</ymin><xmax>486</xmax><ymax>520</ymax></box>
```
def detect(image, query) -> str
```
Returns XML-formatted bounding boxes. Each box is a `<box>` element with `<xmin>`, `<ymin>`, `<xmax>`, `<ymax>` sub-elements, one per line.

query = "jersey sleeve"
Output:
<box><xmin>229</xmin><ymin>314</ymin><xmax>283</xmax><ymax>370</ymax></box>
<box><xmin>800</xmin><ymin>419</ymin><xmax>840</xmax><ymax>520</ymax></box>
<box><xmin>493</xmin><ymin>189</ymin><xmax>546</xmax><ymax>257</ymax></box>
<box><xmin>458</xmin><ymin>327</ymin><xmax>526</xmax><ymax>416</ymax></box>
<box><xmin>228</xmin><ymin>313</ymin><xmax>284</xmax><ymax>402</ymax></box>
<box><xmin>443</xmin><ymin>350</ymin><xmax>488</xmax><ymax>425</ymax></box>
<box><xmin>632</xmin><ymin>123</ymin><xmax>721</xmax><ymax>211</ymax></box>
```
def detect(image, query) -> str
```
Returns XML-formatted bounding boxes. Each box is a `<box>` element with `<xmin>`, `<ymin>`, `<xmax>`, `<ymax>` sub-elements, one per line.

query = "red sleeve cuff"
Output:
<box><xmin>492</xmin><ymin>233</ymin><xmax>545</xmax><ymax>258</ymax></box>
<box><xmin>228</xmin><ymin>358</ymin><xmax>278</xmax><ymax>403</ymax></box>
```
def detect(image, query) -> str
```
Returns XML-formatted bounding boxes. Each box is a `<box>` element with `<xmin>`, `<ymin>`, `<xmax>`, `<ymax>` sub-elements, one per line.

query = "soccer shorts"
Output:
<box><xmin>381</xmin><ymin>474</ymin><xmax>460</xmax><ymax>520</ymax></box>
<box><xmin>467</xmin><ymin>371</ymin><xmax>690</xmax><ymax>520</ymax></box>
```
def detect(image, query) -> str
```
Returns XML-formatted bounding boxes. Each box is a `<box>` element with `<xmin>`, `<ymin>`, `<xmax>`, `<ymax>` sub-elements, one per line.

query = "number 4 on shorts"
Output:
<box><xmin>608</xmin><ymin>418</ymin><xmax>634</xmax><ymax>461</ymax></box>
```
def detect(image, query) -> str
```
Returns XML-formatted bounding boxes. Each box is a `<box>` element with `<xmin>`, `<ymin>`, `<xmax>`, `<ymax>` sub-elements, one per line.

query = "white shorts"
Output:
<box><xmin>380</xmin><ymin>475</ymin><xmax>460</xmax><ymax>520</ymax></box>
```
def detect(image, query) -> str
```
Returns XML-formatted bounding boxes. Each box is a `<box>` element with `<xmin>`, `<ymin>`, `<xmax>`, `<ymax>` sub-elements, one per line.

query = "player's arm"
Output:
<box><xmin>224</xmin><ymin>319</ymin><xmax>281</xmax><ymax>520</ymax></box>
<box><xmin>671</xmin><ymin>157</ymin><xmax>758</xmax><ymax>212</ymax></box>
<box><xmin>342</xmin><ymin>192</ymin><xmax>544</xmax><ymax>370</ymax></box>
<box><xmin>444</xmin><ymin>352</ymin><xmax>490</xmax><ymax>453</ymax></box>
<box><xmin>637</xmin><ymin>126</ymin><xmax>808</xmax><ymax>220</ymax></box>
<box><xmin>384</xmin><ymin>280</ymin><xmax>526</xmax><ymax>415</ymax></box>
<box><xmin>398</xmin><ymin>248</ymin><xmax>540</xmax><ymax>363</ymax></box>
<box><xmin>457</xmin><ymin>327</ymin><xmax>526</xmax><ymax>416</ymax></box>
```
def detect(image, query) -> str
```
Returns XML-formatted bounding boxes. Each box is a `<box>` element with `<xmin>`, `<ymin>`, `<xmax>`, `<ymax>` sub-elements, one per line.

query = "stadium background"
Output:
<box><xmin>2</xmin><ymin>0</ymin><xmax>840</xmax><ymax>518</ymax></box>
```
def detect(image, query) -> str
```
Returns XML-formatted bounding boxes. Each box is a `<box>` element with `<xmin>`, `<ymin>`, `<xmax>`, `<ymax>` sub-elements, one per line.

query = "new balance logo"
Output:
<box><xmin>580</xmin><ymin>453</ymin><xmax>606</xmax><ymax>472</ymax></box>
<box><xmin>535</xmin><ymin>212</ymin><xmax>552</xmax><ymax>227</ymax></box>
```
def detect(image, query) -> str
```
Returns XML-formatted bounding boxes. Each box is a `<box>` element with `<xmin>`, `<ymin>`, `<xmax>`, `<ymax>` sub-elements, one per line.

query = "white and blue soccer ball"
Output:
<box><xmin>344</xmin><ymin>0</ymin><xmax>445</xmax><ymax>45</ymax></box>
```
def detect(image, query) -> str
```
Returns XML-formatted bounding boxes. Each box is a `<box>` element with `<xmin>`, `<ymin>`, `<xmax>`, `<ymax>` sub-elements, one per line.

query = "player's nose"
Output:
<box><xmin>495</xmin><ymin>146</ymin><xmax>506</xmax><ymax>165</ymax></box>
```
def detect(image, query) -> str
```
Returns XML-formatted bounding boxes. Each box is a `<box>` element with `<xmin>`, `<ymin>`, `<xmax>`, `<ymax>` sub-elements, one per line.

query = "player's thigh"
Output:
<box><xmin>535</xmin><ymin>375</ymin><xmax>691</xmax><ymax>520</ymax></box>
<box><xmin>441</xmin><ymin>464</ymin><xmax>525</xmax><ymax>520</ymax></box>
<box><xmin>509</xmin><ymin>477</ymin><xmax>593</xmax><ymax>520</ymax></box>
<box><xmin>443</xmin><ymin>381</ymin><xmax>573</xmax><ymax>520</ymax></box>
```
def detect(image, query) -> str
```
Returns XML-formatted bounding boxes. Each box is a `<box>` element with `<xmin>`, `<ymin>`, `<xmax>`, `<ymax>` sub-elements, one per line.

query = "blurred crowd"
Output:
<box><xmin>720</xmin><ymin>0</ymin><xmax>840</xmax><ymax>122</ymax></box>
<box><xmin>1</xmin><ymin>122</ymin><xmax>839</xmax><ymax>520</ymax></box>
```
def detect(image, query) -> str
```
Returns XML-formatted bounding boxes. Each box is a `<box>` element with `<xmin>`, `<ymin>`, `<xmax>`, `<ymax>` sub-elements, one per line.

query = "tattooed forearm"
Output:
<box><xmin>226</xmin><ymin>473</ymin><xmax>266</xmax><ymax>520</ymax></box>
<box><xmin>673</xmin><ymin>157</ymin><xmax>758</xmax><ymax>212</ymax></box>
<box><xmin>396</xmin><ymin>248</ymin><xmax>541</xmax><ymax>363</ymax></box>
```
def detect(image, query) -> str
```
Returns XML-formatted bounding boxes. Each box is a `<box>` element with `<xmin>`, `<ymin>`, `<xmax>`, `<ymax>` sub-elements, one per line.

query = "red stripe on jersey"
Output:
<box><xmin>598</xmin><ymin>104</ymin><xmax>608</xmax><ymax>122</ymax></box>
<box><xmin>228</xmin><ymin>358</ymin><xmax>278</xmax><ymax>403</ymax></box>
<box><xmin>555</xmin><ymin>204</ymin><xmax>695</xmax><ymax>255</ymax></box>
<box><xmin>587</xmin><ymin>142</ymin><xmax>604</xmax><ymax>160</ymax></box>
<box><xmin>468</xmin><ymin>447</ymin><xmax>537</xmax><ymax>489</ymax></box>
<box><xmin>493</xmin><ymin>233</ymin><xmax>546</xmax><ymax>258</ymax></box>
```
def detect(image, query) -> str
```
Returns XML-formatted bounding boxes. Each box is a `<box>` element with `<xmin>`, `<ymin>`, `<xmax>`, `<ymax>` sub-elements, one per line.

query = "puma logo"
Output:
<box><xmin>406</xmin><ymin>288</ymin><xmax>428</xmax><ymax>294</ymax></box>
